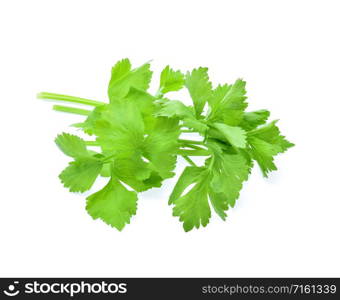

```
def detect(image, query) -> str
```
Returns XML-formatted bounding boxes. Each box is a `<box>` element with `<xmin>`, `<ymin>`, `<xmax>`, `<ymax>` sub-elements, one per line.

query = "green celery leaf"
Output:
<box><xmin>169</xmin><ymin>166</ymin><xmax>204</xmax><ymax>205</ymax></box>
<box><xmin>185</xmin><ymin>67</ymin><xmax>212</xmax><ymax>117</ymax></box>
<box><xmin>181</xmin><ymin>118</ymin><xmax>208</xmax><ymax>134</ymax></box>
<box><xmin>55</xmin><ymin>133</ymin><xmax>89</xmax><ymax>158</ymax></box>
<box><xmin>247</xmin><ymin>121</ymin><xmax>294</xmax><ymax>176</ymax></box>
<box><xmin>210</xmin><ymin>123</ymin><xmax>247</xmax><ymax>148</ymax></box>
<box><xmin>143</xmin><ymin>118</ymin><xmax>180</xmax><ymax>179</ymax></box>
<box><xmin>208</xmin><ymin>79</ymin><xmax>248</xmax><ymax>125</ymax></box>
<box><xmin>249</xmin><ymin>120</ymin><xmax>294</xmax><ymax>153</ymax></box>
<box><xmin>208</xmin><ymin>142</ymin><xmax>251</xmax><ymax>207</ymax></box>
<box><xmin>112</xmin><ymin>157</ymin><xmax>152</xmax><ymax>192</ymax></box>
<box><xmin>155</xmin><ymin>99</ymin><xmax>208</xmax><ymax>134</ymax></box>
<box><xmin>159</xmin><ymin>66</ymin><xmax>185</xmax><ymax>94</ymax></box>
<box><xmin>209</xmin><ymin>191</ymin><xmax>229</xmax><ymax>221</ymax></box>
<box><xmin>171</xmin><ymin>167</ymin><xmax>211</xmax><ymax>232</ymax></box>
<box><xmin>86</xmin><ymin>177</ymin><xmax>138</xmax><ymax>231</ymax></box>
<box><xmin>108</xmin><ymin>58</ymin><xmax>152</xmax><ymax>101</ymax></box>
<box><xmin>155</xmin><ymin>99</ymin><xmax>193</xmax><ymax>119</ymax></box>
<box><xmin>92</xmin><ymin>101</ymin><xmax>145</xmax><ymax>156</ymax></box>
<box><xmin>169</xmin><ymin>141</ymin><xmax>251</xmax><ymax>230</ymax></box>
<box><xmin>240</xmin><ymin>109</ymin><xmax>270</xmax><ymax>131</ymax></box>
<box><xmin>247</xmin><ymin>137</ymin><xmax>278</xmax><ymax>176</ymax></box>
<box><xmin>59</xmin><ymin>157</ymin><xmax>103</xmax><ymax>192</ymax></box>
<box><xmin>142</xmin><ymin>171</ymin><xmax>163</xmax><ymax>189</ymax></box>
<box><xmin>73</xmin><ymin>105</ymin><xmax>105</xmax><ymax>136</ymax></box>
<box><xmin>91</xmin><ymin>101</ymin><xmax>154</xmax><ymax>189</ymax></box>
<box><xmin>123</xmin><ymin>87</ymin><xmax>157</xmax><ymax>133</ymax></box>
<box><xmin>207</xmin><ymin>84</ymin><xmax>230</xmax><ymax>107</ymax></box>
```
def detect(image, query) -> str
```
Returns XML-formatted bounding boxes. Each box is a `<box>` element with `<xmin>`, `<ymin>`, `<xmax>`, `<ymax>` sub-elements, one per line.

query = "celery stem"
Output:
<box><xmin>53</xmin><ymin>105</ymin><xmax>90</xmax><ymax>116</ymax></box>
<box><xmin>182</xmin><ymin>156</ymin><xmax>197</xmax><ymax>166</ymax></box>
<box><xmin>178</xmin><ymin>139</ymin><xmax>204</xmax><ymax>145</ymax></box>
<box><xmin>177</xmin><ymin>149</ymin><xmax>210</xmax><ymax>156</ymax></box>
<box><xmin>38</xmin><ymin>92</ymin><xmax>105</xmax><ymax>107</ymax></box>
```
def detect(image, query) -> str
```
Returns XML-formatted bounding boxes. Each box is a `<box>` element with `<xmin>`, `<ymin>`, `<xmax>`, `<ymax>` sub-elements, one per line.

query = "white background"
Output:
<box><xmin>1</xmin><ymin>0</ymin><xmax>339</xmax><ymax>277</ymax></box>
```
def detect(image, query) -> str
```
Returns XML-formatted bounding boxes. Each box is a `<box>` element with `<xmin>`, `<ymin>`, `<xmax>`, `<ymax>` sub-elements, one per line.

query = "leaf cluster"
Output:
<box><xmin>39</xmin><ymin>59</ymin><xmax>294</xmax><ymax>231</ymax></box>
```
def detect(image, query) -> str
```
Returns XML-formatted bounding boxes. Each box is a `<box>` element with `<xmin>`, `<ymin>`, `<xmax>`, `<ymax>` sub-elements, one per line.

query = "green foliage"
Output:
<box><xmin>39</xmin><ymin>58</ymin><xmax>294</xmax><ymax>231</ymax></box>
<box><xmin>86</xmin><ymin>177</ymin><xmax>138</xmax><ymax>231</ymax></box>
<box><xmin>185</xmin><ymin>67</ymin><xmax>212</xmax><ymax>117</ymax></box>
<box><xmin>159</xmin><ymin>65</ymin><xmax>185</xmax><ymax>94</ymax></box>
